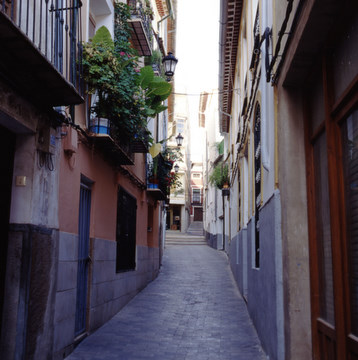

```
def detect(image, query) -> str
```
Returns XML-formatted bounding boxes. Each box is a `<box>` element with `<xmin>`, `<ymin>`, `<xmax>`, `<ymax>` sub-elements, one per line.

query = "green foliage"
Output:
<box><xmin>91</xmin><ymin>26</ymin><xmax>114</xmax><ymax>49</ymax></box>
<box><xmin>161</xmin><ymin>146</ymin><xmax>183</xmax><ymax>163</ymax></box>
<box><xmin>209</xmin><ymin>162</ymin><xmax>229</xmax><ymax>189</ymax></box>
<box><xmin>138</xmin><ymin>66</ymin><xmax>172</xmax><ymax>117</ymax></box>
<box><xmin>81</xmin><ymin>2</ymin><xmax>171</xmax><ymax>141</ymax></box>
<box><xmin>216</xmin><ymin>140</ymin><xmax>224</xmax><ymax>155</ymax></box>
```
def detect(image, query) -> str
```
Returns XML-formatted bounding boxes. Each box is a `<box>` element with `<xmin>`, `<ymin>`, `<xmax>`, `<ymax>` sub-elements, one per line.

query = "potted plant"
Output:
<box><xmin>81</xmin><ymin>26</ymin><xmax>115</xmax><ymax>134</ymax></box>
<box><xmin>145</xmin><ymin>49</ymin><xmax>163</xmax><ymax>76</ymax></box>
<box><xmin>209</xmin><ymin>162</ymin><xmax>229</xmax><ymax>190</ymax></box>
<box><xmin>81</xmin><ymin>3</ymin><xmax>173</xmax><ymax>149</ymax></box>
<box><xmin>147</xmin><ymin>162</ymin><xmax>158</xmax><ymax>188</ymax></box>
<box><xmin>81</xmin><ymin>4</ymin><xmax>146</xmax><ymax>140</ymax></box>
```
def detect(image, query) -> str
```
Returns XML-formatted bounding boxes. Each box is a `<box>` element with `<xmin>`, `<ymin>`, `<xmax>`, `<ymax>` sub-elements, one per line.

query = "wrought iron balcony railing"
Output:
<box><xmin>127</xmin><ymin>0</ymin><xmax>152</xmax><ymax>56</ymax></box>
<box><xmin>0</xmin><ymin>0</ymin><xmax>83</xmax><ymax>106</ymax></box>
<box><xmin>147</xmin><ymin>154</ymin><xmax>171</xmax><ymax>200</ymax></box>
<box><xmin>87</xmin><ymin>118</ymin><xmax>134</xmax><ymax>166</ymax></box>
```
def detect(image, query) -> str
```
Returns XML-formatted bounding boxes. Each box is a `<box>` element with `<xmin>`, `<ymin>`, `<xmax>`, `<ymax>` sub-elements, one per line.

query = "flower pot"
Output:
<box><xmin>222</xmin><ymin>188</ymin><xmax>230</xmax><ymax>197</ymax></box>
<box><xmin>89</xmin><ymin>117</ymin><xmax>110</xmax><ymax>135</ymax></box>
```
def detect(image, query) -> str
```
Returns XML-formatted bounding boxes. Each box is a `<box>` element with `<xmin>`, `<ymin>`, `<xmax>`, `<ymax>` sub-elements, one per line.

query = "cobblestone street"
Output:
<box><xmin>66</xmin><ymin>239</ymin><xmax>265</xmax><ymax>360</ymax></box>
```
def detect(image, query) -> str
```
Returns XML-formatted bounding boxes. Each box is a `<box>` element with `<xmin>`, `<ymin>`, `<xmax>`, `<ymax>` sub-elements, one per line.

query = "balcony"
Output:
<box><xmin>131</xmin><ymin>128</ymin><xmax>150</xmax><ymax>153</ymax></box>
<box><xmin>0</xmin><ymin>0</ymin><xmax>84</xmax><ymax>107</ymax></box>
<box><xmin>127</xmin><ymin>0</ymin><xmax>152</xmax><ymax>56</ymax></box>
<box><xmin>147</xmin><ymin>154</ymin><xmax>171</xmax><ymax>201</ymax></box>
<box><xmin>87</xmin><ymin>119</ymin><xmax>134</xmax><ymax>166</ymax></box>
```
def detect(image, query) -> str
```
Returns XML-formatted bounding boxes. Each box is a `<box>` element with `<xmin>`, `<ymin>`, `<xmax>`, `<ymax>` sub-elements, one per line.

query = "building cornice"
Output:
<box><xmin>219</xmin><ymin>0</ymin><xmax>243</xmax><ymax>133</ymax></box>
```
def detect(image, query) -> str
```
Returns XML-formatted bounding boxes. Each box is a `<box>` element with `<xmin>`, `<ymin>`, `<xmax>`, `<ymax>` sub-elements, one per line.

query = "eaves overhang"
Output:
<box><xmin>219</xmin><ymin>0</ymin><xmax>242</xmax><ymax>133</ymax></box>
<box><xmin>155</xmin><ymin>0</ymin><xmax>173</xmax><ymax>18</ymax></box>
<box><xmin>279</xmin><ymin>0</ymin><xmax>347</xmax><ymax>88</ymax></box>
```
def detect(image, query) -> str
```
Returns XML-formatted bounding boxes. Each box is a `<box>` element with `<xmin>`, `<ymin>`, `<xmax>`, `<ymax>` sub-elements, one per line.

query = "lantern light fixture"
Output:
<box><xmin>175</xmin><ymin>133</ymin><xmax>183</xmax><ymax>147</ymax></box>
<box><xmin>174</xmin><ymin>164</ymin><xmax>179</xmax><ymax>173</ymax></box>
<box><xmin>162</xmin><ymin>52</ymin><xmax>178</xmax><ymax>79</ymax></box>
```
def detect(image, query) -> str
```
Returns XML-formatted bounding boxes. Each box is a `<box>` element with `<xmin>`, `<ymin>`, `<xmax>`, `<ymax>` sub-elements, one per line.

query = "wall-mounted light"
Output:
<box><xmin>174</xmin><ymin>164</ymin><xmax>179</xmax><ymax>173</ymax></box>
<box><xmin>175</xmin><ymin>133</ymin><xmax>183</xmax><ymax>147</ymax></box>
<box><xmin>162</xmin><ymin>52</ymin><xmax>178</xmax><ymax>80</ymax></box>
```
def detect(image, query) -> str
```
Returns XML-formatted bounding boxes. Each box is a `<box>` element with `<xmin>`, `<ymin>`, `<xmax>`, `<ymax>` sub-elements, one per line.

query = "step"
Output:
<box><xmin>165</xmin><ymin>237</ymin><xmax>207</xmax><ymax>246</ymax></box>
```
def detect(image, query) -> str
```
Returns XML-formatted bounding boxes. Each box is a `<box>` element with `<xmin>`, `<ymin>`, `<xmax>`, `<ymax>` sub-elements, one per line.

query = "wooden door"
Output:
<box><xmin>116</xmin><ymin>187</ymin><xmax>137</xmax><ymax>272</ymax></box>
<box><xmin>194</xmin><ymin>207</ymin><xmax>203</xmax><ymax>221</ymax></box>
<box><xmin>75</xmin><ymin>179</ymin><xmax>92</xmax><ymax>336</ymax></box>
<box><xmin>305</xmin><ymin>59</ymin><xmax>358</xmax><ymax>359</ymax></box>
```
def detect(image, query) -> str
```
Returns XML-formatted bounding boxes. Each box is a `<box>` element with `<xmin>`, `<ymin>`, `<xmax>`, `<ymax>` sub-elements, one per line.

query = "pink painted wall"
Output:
<box><xmin>59</xmin><ymin>131</ymin><xmax>158</xmax><ymax>248</ymax></box>
<box><xmin>59</xmin><ymin>138</ymin><xmax>117</xmax><ymax>240</ymax></box>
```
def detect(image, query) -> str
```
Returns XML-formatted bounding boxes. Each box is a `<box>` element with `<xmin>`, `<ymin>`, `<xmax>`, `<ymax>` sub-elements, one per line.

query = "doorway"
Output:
<box><xmin>116</xmin><ymin>187</ymin><xmax>137</xmax><ymax>272</ymax></box>
<box><xmin>304</xmin><ymin>53</ymin><xmax>358</xmax><ymax>358</ymax></box>
<box><xmin>75</xmin><ymin>177</ymin><xmax>92</xmax><ymax>337</ymax></box>
<box><xmin>0</xmin><ymin>125</ymin><xmax>15</xmax><ymax>337</ymax></box>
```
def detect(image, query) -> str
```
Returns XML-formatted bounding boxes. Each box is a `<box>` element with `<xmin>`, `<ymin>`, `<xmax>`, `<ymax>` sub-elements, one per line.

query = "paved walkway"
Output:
<box><xmin>66</xmin><ymin>243</ymin><xmax>266</xmax><ymax>360</ymax></box>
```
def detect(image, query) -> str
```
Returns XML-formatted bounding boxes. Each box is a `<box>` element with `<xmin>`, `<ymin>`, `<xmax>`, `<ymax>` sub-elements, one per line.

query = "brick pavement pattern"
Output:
<box><xmin>66</xmin><ymin>244</ymin><xmax>266</xmax><ymax>360</ymax></box>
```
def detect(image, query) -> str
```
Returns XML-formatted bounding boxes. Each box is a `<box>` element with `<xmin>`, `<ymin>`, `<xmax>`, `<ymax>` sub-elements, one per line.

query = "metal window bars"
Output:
<box><xmin>0</xmin><ymin>0</ymin><xmax>83</xmax><ymax>93</ymax></box>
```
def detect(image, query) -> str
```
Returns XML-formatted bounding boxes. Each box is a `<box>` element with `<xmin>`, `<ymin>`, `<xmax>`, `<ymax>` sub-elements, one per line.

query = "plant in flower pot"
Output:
<box><xmin>81</xmin><ymin>26</ymin><xmax>117</xmax><ymax>134</ymax></box>
<box><xmin>81</xmin><ymin>3</ymin><xmax>148</xmax><ymax>142</ymax></box>
<box><xmin>144</xmin><ymin>49</ymin><xmax>163</xmax><ymax>76</ymax></box>
<box><xmin>161</xmin><ymin>146</ymin><xmax>183</xmax><ymax>166</ymax></box>
<box><xmin>209</xmin><ymin>162</ymin><xmax>230</xmax><ymax>190</ymax></box>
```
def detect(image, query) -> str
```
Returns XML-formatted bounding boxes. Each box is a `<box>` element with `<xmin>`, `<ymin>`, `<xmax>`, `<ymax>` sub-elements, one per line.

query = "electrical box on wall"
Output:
<box><xmin>62</xmin><ymin>126</ymin><xmax>78</xmax><ymax>154</ymax></box>
<box><xmin>37</xmin><ymin>126</ymin><xmax>57</xmax><ymax>154</ymax></box>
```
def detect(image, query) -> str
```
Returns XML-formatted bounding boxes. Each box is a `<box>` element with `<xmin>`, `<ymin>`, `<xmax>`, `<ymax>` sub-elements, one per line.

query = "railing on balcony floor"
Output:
<box><xmin>87</xmin><ymin>118</ymin><xmax>135</xmax><ymax>166</ymax></box>
<box><xmin>147</xmin><ymin>154</ymin><xmax>170</xmax><ymax>201</ymax></box>
<box><xmin>0</xmin><ymin>0</ymin><xmax>83</xmax><ymax>94</ymax></box>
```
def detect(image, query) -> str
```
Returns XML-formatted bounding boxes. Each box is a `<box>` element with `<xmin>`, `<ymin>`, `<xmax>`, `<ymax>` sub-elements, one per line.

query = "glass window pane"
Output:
<box><xmin>341</xmin><ymin>108</ymin><xmax>358</xmax><ymax>335</ymax></box>
<box><xmin>313</xmin><ymin>132</ymin><xmax>335</xmax><ymax>325</ymax></box>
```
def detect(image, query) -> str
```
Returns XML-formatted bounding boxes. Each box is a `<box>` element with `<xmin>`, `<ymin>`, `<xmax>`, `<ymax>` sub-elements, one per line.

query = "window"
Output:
<box><xmin>89</xmin><ymin>13</ymin><xmax>96</xmax><ymax>39</ymax></box>
<box><xmin>342</xmin><ymin>108</ymin><xmax>358</xmax><ymax>335</ymax></box>
<box><xmin>192</xmin><ymin>173</ymin><xmax>201</xmax><ymax>179</ymax></box>
<box><xmin>176</xmin><ymin>118</ymin><xmax>185</xmax><ymax>135</ymax></box>
<box><xmin>192</xmin><ymin>189</ymin><xmax>201</xmax><ymax>203</ymax></box>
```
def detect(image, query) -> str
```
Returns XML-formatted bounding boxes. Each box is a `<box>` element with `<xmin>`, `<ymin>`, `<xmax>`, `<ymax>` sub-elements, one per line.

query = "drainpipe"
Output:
<box><xmin>222</xmin><ymin>192</ymin><xmax>225</xmax><ymax>251</ymax></box>
<box><xmin>157</xmin><ymin>0</ymin><xmax>174</xmax><ymax>32</ymax></box>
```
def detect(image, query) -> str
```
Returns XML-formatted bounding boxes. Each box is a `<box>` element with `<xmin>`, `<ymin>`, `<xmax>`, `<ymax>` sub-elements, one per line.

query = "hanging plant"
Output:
<box><xmin>209</xmin><ymin>162</ymin><xmax>229</xmax><ymax>189</ymax></box>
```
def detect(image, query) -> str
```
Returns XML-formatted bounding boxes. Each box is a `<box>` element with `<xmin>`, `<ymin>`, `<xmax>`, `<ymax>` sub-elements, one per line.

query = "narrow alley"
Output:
<box><xmin>66</xmin><ymin>232</ymin><xmax>265</xmax><ymax>360</ymax></box>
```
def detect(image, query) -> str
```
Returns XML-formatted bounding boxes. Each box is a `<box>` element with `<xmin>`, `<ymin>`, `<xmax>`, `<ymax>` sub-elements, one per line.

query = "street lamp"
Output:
<box><xmin>174</xmin><ymin>164</ymin><xmax>179</xmax><ymax>173</ymax></box>
<box><xmin>162</xmin><ymin>52</ymin><xmax>178</xmax><ymax>80</ymax></box>
<box><xmin>175</xmin><ymin>133</ymin><xmax>183</xmax><ymax>146</ymax></box>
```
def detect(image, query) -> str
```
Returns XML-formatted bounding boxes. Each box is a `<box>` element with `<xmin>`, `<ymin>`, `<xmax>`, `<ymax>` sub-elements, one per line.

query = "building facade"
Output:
<box><xmin>210</xmin><ymin>0</ymin><xmax>358</xmax><ymax>359</ymax></box>
<box><xmin>0</xmin><ymin>0</ymin><xmax>176</xmax><ymax>359</ymax></box>
<box><xmin>167</xmin><ymin>92</ymin><xmax>189</xmax><ymax>232</ymax></box>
